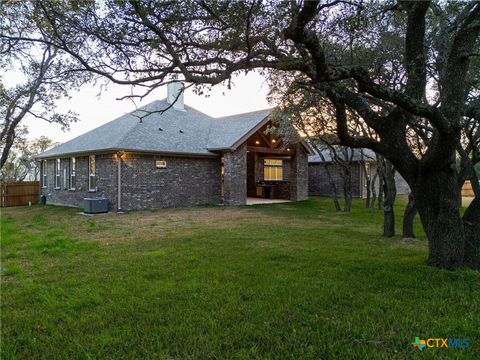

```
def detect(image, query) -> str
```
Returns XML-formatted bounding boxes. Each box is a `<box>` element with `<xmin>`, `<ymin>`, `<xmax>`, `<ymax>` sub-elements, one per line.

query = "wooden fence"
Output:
<box><xmin>0</xmin><ymin>181</ymin><xmax>40</xmax><ymax>207</ymax></box>
<box><xmin>461</xmin><ymin>180</ymin><xmax>476</xmax><ymax>197</ymax></box>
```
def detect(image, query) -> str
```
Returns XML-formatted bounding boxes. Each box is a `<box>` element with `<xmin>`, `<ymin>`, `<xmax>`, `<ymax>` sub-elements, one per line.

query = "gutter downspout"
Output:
<box><xmin>117</xmin><ymin>151</ymin><xmax>122</xmax><ymax>211</ymax></box>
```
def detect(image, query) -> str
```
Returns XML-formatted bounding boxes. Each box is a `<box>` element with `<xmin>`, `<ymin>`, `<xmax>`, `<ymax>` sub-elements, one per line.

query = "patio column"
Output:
<box><xmin>223</xmin><ymin>142</ymin><xmax>247</xmax><ymax>205</ymax></box>
<box><xmin>289</xmin><ymin>143</ymin><xmax>309</xmax><ymax>201</ymax></box>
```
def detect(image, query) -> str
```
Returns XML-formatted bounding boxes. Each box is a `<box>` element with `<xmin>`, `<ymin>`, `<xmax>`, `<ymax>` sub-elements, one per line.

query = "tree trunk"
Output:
<box><xmin>365</xmin><ymin>178</ymin><xmax>371</xmax><ymax>208</ymax></box>
<box><xmin>377</xmin><ymin>174</ymin><xmax>384</xmax><ymax>211</ymax></box>
<box><xmin>457</xmin><ymin>145</ymin><xmax>480</xmax><ymax>269</ymax></box>
<box><xmin>0</xmin><ymin>130</ymin><xmax>15</xmax><ymax>169</ymax></box>
<box><xmin>413</xmin><ymin>169</ymin><xmax>466</xmax><ymax>270</ymax></box>
<box><xmin>343</xmin><ymin>167</ymin><xmax>352</xmax><ymax>212</ymax></box>
<box><xmin>378</xmin><ymin>186</ymin><xmax>383</xmax><ymax>210</ymax></box>
<box><xmin>362</xmin><ymin>162</ymin><xmax>371</xmax><ymax>208</ymax></box>
<box><xmin>370</xmin><ymin>172</ymin><xmax>378</xmax><ymax>210</ymax></box>
<box><xmin>382</xmin><ymin>160</ymin><xmax>397</xmax><ymax>237</ymax></box>
<box><xmin>463</xmin><ymin>197</ymin><xmax>480</xmax><ymax>270</ymax></box>
<box><xmin>402</xmin><ymin>192</ymin><xmax>417</xmax><ymax>238</ymax></box>
<box><xmin>323</xmin><ymin>164</ymin><xmax>341</xmax><ymax>212</ymax></box>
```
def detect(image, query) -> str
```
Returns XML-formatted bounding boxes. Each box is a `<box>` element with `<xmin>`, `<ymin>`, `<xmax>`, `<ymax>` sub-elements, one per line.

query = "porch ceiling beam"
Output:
<box><xmin>272</xmin><ymin>138</ymin><xmax>282</xmax><ymax>149</ymax></box>
<box><xmin>246</xmin><ymin>146</ymin><xmax>295</xmax><ymax>155</ymax></box>
<box><xmin>257</xmin><ymin>131</ymin><xmax>273</xmax><ymax>148</ymax></box>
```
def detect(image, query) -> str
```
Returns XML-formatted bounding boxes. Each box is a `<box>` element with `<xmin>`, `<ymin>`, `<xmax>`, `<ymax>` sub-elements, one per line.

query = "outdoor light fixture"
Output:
<box><xmin>255</xmin><ymin>140</ymin><xmax>260</xmax><ymax>145</ymax></box>
<box><xmin>156</xmin><ymin>160</ymin><xmax>167</xmax><ymax>168</ymax></box>
<box><xmin>287</xmin><ymin>148</ymin><xmax>291</xmax><ymax>151</ymax></box>
<box><xmin>272</xmin><ymin>139</ymin><xmax>276</xmax><ymax>143</ymax></box>
<box><xmin>114</xmin><ymin>151</ymin><xmax>125</xmax><ymax>160</ymax></box>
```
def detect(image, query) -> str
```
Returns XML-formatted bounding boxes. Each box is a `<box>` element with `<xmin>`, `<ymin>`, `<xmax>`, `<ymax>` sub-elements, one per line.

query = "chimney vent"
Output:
<box><xmin>167</xmin><ymin>82</ymin><xmax>185</xmax><ymax>111</ymax></box>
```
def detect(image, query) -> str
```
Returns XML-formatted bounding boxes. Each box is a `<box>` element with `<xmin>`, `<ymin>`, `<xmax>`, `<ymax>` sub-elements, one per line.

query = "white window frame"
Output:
<box><xmin>88</xmin><ymin>155</ymin><xmax>97</xmax><ymax>191</ymax></box>
<box><xmin>54</xmin><ymin>158</ymin><xmax>61</xmax><ymax>189</ymax></box>
<box><xmin>264</xmin><ymin>158</ymin><xmax>284</xmax><ymax>181</ymax></box>
<box><xmin>70</xmin><ymin>157</ymin><xmax>76</xmax><ymax>190</ymax></box>
<box><xmin>42</xmin><ymin>160</ymin><xmax>47</xmax><ymax>188</ymax></box>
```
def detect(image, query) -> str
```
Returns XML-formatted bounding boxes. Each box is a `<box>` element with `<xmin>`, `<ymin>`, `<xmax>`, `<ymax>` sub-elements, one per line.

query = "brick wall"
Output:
<box><xmin>41</xmin><ymin>146</ymin><xmax>309</xmax><ymax>211</ymax></box>
<box><xmin>308</xmin><ymin>162</ymin><xmax>361</xmax><ymax>197</ymax></box>
<box><xmin>120</xmin><ymin>153</ymin><xmax>222</xmax><ymax>210</ymax></box>
<box><xmin>289</xmin><ymin>143</ymin><xmax>309</xmax><ymax>201</ymax></box>
<box><xmin>223</xmin><ymin>142</ymin><xmax>247</xmax><ymax>205</ymax></box>
<box><xmin>41</xmin><ymin>152</ymin><xmax>222</xmax><ymax>211</ymax></box>
<box><xmin>41</xmin><ymin>154</ymin><xmax>118</xmax><ymax>210</ymax></box>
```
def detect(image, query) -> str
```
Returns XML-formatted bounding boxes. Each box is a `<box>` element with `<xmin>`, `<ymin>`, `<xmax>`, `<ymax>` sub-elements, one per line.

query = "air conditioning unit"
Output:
<box><xmin>84</xmin><ymin>198</ymin><xmax>108</xmax><ymax>214</ymax></box>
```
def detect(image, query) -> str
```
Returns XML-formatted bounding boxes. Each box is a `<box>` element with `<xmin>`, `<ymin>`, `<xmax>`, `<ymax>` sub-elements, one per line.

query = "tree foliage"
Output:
<box><xmin>2</xmin><ymin>0</ymin><xmax>479</xmax><ymax>269</ymax></box>
<box><xmin>0</xmin><ymin>1</ymin><xmax>86</xmax><ymax>168</ymax></box>
<box><xmin>0</xmin><ymin>135</ymin><xmax>56</xmax><ymax>182</ymax></box>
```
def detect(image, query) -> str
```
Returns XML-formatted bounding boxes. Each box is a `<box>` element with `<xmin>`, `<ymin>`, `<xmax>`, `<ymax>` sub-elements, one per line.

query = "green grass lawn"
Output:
<box><xmin>1</xmin><ymin>197</ymin><xmax>479</xmax><ymax>359</ymax></box>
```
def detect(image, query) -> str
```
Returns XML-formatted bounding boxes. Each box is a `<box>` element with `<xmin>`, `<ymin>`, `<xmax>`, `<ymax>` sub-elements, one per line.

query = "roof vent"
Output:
<box><xmin>167</xmin><ymin>82</ymin><xmax>185</xmax><ymax>111</ymax></box>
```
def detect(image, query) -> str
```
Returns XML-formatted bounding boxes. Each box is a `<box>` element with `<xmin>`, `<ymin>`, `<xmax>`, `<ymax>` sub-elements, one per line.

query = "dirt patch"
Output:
<box><xmin>68</xmin><ymin>206</ymin><xmax>287</xmax><ymax>244</ymax></box>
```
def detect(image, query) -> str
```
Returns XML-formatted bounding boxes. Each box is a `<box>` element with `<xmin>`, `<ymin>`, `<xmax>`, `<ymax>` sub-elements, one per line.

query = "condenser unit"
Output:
<box><xmin>84</xmin><ymin>198</ymin><xmax>108</xmax><ymax>214</ymax></box>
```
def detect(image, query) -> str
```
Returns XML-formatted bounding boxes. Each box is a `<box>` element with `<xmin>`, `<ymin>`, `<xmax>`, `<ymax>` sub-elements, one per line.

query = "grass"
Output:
<box><xmin>1</xmin><ymin>197</ymin><xmax>479</xmax><ymax>359</ymax></box>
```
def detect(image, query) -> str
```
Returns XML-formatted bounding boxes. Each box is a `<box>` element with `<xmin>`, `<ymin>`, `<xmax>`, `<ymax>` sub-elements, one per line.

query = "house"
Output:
<box><xmin>308</xmin><ymin>147</ymin><xmax>410</xmax><ymax>198</ymax></box>
<box><xmin>36</xmin><ymin>83</ymin><xmax>311</xmax><ymax>211</ymax></box>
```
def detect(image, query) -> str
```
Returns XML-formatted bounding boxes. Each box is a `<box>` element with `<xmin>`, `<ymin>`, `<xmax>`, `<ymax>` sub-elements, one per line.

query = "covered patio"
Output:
<box><xmin>221</xmin><ymin>119</ymin><xmax>310</xmax><ymax>206</ymax></box>
<box><xmin>246</xmin><ymin>197</ymin><xmax>291</xmax><ymax>205</ymax></box>
<box><xmin>245</xmin><ymin>122</ymin><xmax>308</xmax><ymax>202</ymax></box>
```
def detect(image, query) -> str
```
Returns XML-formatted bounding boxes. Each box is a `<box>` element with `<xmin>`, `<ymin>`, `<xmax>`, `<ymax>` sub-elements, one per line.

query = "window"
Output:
<box><xmin>264</xmin><ymin>159</ymin><xmax>283</xmax><ymax>181</ymax></box>
<box><xmin>89</xmin><ymin>155</ymin><xmax>96</xmax><ymax>191</ymax></box>
<box><xmin>54</xmin><ymin>159</ymin><xmax>61</xmax><ymax>189</ymax></box>
<box><xmin>63</xmin><ymin>168</ymin><xmax>67</xmax><ymax>189</ymax></box>
<box><xmin>41</xmin><ymin>160</ymin><xmax>47</xmax><ymax>188</ymax></box>
<box><xmin>70</xmin><ymin>157</ymin><xmax>76</xmax><ymax>190</ymax></box>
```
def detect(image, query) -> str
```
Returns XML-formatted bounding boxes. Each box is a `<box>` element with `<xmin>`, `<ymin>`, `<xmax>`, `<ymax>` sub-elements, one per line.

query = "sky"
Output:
<box><xmin>21</xmin><ymin>72</ymin><xmax>271</xmax><ymax>144</ymax></box>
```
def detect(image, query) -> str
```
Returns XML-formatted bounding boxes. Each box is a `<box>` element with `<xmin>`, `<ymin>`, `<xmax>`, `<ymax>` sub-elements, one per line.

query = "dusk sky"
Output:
<box><xmin>20</xmin><ymin>71</ymin><xmax>271</xmax><ymax>144</ymax></box>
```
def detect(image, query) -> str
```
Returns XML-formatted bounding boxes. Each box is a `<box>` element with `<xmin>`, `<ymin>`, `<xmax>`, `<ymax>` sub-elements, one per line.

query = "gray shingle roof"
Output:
<box><xmin>37</xmin><ymin>100</ymin><xmax>272</xmax><ymax>158</ymax></box>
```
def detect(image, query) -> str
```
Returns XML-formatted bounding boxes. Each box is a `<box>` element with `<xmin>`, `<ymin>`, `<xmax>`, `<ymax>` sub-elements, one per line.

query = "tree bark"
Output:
<box><xmin>343</xmin><ymin>166</ymin><xmax>352</xmax><ymax>212</ymax></box>
<box><xmin>0</xmin><ymin>130</ymin><xmax>16</xmax><ymax>169</ymax></box>
<box><xmin>382</xmin><ymin>160</ymin><xmax>397</xmax><ymax>237</ymax></box>
<box><xmin>377</xmin><ymin>161</ymin><xmax>384</xmax><ymax>211</ymax></box>
<box><xmin>413</xmin><ymin>169</ymin><xmax>466</xmax><ymax>269</ymax></box>
<box><xmin>378</xmin><ymin>184</ymin><xmax>383</xmax><ymax>211</ymax></box>
<box><xmin>370</xmin><ymin>172</ymin><xmax>378</xmax><ymax>210</ymax></box>
<box><xmin>362</xmin><ymin>162</ymin><xmax>371</xmax><ymax>208</ymax></box>
<box><xmin>402</xmin><ymin>192</ymin><xmax>417</xmax><ymax>238</ymax></box>
<box><xmin>463</xmin><ymin>197</ymin><xmax>480</xmax><ymax>270</ymax></box>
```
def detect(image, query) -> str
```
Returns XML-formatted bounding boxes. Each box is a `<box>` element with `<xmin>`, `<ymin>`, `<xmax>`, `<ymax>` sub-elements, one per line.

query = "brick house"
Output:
<box><xmin>308</xmin><ymin>148</ymin><xmax>410</xmax><ymax>198</ymax></box>
<box><xmin>37</xmin><ymin>84</ymin><xmax>311</xmax><ymax>211</ymax></box>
